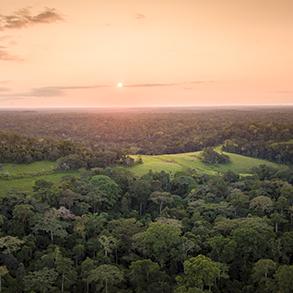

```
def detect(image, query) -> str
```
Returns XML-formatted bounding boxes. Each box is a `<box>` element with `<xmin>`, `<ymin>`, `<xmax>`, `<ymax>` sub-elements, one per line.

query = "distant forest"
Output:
<box><xmin>0</xmin><ymin>108</ymin><xmax>292</xmax><ymax>164</ymax></box>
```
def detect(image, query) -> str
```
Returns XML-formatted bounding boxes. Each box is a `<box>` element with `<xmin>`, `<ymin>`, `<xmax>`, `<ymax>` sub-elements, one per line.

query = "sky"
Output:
<box><xmin>0</xmin><ymin>0</ymin><xmax>292</xmax><ymax>108</ymax></box>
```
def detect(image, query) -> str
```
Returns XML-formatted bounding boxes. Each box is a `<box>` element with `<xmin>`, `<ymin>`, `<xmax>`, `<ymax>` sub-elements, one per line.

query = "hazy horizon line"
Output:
<box><xmin>0</xmin><ymin>104</ymin><xmax>292</xmax><ymax>111</ymax></box>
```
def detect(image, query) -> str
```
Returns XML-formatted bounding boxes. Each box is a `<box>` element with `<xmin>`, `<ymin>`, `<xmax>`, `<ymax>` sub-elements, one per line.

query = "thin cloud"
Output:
<box><xmin>27</xmin><ymin>85</ymin><xmax>111</xmax><ymax>97</ymax></box>
<box><xmin>0</xmin><ymin>81</ymin><xmax>214</xmax><ymax>100</ymax></box>
<box><xmin>135</xmin><ymin>13</ymin><xmax>146</xmax><ymax>20</ymax></box>
<box><xmin>0</xmin><ymin>87</ymin><xmax>10</xmax><ymax>92</ymax></box>
<box><xmin>0</xmin><ymin>7</ymin><xmax>62</xmax><ymax>30</ymax></box>
<box><xmin>275</xmin><ymin>90</ymin><xmax>293</xmax><ymax>94</ymax></box>
<box><xmin>124</xmin><ymin>80</ymin><xmax>214</xmax><ymax>88</ymax></box>
<box><xmin>0</xmin><ymin>84</ymin><xmax>111</xmax><ymax>98</ymax></box>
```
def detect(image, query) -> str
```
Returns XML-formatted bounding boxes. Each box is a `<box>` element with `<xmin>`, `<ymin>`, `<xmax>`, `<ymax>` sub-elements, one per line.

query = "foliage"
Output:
<box><xmin>200</xmin><ymin>147</ymin><xmax>230</xmax><ymax>164</ymax></box>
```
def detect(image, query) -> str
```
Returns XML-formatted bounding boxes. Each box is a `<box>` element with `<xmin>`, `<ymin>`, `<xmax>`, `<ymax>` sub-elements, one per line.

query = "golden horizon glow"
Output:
<box><xmin>0</xmin><ymin>0</ymin><xmax>292</xmax><ymax>107</ymax></box>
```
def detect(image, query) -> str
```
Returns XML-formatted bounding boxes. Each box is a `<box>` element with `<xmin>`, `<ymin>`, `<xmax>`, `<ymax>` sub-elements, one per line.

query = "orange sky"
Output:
<box><xmin>0</xmin><ymin>0</ymin><xmax>292</xmax><ymax>107</ymax></box>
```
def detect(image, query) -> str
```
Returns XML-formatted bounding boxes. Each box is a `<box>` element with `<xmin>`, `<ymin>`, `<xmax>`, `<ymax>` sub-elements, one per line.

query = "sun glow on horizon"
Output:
<box><xmin>117</xmin><ymin>82</ymin><xmax>124</xmax><ymax>88</ymax></box>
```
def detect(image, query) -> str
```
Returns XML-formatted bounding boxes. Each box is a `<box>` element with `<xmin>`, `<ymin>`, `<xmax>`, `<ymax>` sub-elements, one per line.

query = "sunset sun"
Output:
<box><xmin>117</xmin><ymin>82</ymin><xmax>124</xmax><ymax>88</ymax></box>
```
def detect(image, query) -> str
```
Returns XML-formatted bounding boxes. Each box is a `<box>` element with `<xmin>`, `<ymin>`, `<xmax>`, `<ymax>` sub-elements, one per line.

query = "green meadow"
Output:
<box><xmin>128</xmin><ymin>150</ymin><xmax>285</xmax><ymax>177</ymax></box>
<box><xmin>0</xmin><ymin>161</ymin><xmax>79</xmax><ymax>196</ymax></box>
<box><xmin>0</xmin><ymin>160</ymin><xmax>57</xmax><ymax>176</ymax></box>
<box><xmin>0</xmin><ymin>150</ymin><xmax>287</xmax><ymax>195</ymax></box>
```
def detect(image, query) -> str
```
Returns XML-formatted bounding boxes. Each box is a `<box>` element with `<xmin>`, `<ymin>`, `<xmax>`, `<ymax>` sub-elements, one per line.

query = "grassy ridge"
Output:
<box><xmin>128</xmin><ymin>151</ymin><xmax>284</xmax><ymax>176</ymax></box>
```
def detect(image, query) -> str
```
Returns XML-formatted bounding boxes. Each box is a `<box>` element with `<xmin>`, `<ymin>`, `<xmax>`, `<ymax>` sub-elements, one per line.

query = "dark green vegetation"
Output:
<box><xmin>0</xmin><ymin>108</ymin><xmax>292</xmax><ymax>292</ymax></box>
<box><xmin>0</xmin><ymin>164</ymin><xmax>293</xmax><ymax>292</ymax></box>
<box><xmin>200</xmin><ymin>147</ymin><xmax>230</xmax><ymax>165</ymax></box>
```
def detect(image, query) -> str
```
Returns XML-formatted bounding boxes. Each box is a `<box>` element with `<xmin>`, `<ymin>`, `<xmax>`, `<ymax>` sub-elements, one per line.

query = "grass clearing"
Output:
<box><xmin>0</xmin><ymin>171</ymin><xmax>79</xmax><ymax>196</ymax></box>
<box><xmin>0</xmin><ymin>161</ymin><xmax>57</xmax><ymax>176</ymax></box>
<box><xmin>128</xmin><ymin>151</ymin><xmax>285</xmax><ymax>176</ymax></box>
<box><xmin>0</xmin><ymin>161</ymin><xmax>80</xmax><ymax>196</ymax></box>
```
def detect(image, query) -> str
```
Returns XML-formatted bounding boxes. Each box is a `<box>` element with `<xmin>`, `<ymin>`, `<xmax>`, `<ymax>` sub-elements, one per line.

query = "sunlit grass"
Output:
<box><xmin>128</xmin><ymin>150</ymin><xmax>285</xmax><ymax>176</ymax></box>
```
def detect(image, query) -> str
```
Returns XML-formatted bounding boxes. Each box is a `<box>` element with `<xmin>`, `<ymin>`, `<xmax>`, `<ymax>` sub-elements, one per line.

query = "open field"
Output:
<box><xmin>128</xmin><ymin>151</ymin><xmax>285</xmax><ymax>176</ymax></box>
<box><xmin>0</xmin><ymin>161</ymin><xmax>79</xmax><ymax>196</ymax></box>
<box><xmin>0</xmin><ymin>150</ymin><xmax>287</xmax><ymax>195</ymax></box>
<box><xmin>0</xmin><ymin>172</ymin><xmax>79</xmax><ymax>196</ymax></box>
<box><xmin>0</xmin><ymin>160</ymin><xmax>57</xmax><ymax>176</ymax></box>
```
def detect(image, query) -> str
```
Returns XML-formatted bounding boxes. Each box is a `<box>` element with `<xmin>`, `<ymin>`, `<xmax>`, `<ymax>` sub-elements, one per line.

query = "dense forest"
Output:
<box><xmin>0</xmin><ymin>108</ymin><xmax>292</xmax><ymax>163</ymax></box>
<box><xmin>0</xmin><ymin>108</ymin><xmax>293</xmax><ymax>292</ymax></box>
<box><xmin>0</xmin><ymin>164</ymin><xmax>293</xmax><ymax>292</ymax></box>
<box><xmin>0</xmin><ymin>132</ymin><xmax>127</xmax><ymax>167</ymax></box>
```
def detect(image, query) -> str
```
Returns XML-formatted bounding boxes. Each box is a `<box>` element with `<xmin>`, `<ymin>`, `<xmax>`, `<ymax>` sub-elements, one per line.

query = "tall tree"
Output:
<box><xmin>150</xmin><ymin>191</ymin><xmax>174</xmax><ymax>215</ymax></box>
<box><xmin>88</xmin><ymin>264</ymin><xmax>124</xmax><ymax>293</ymax></box>
<box><xmin>134</xmin><ymin>222</ymin><xmax>183</xmax><ymax>268</ymax></box>
<box><xmin>129</xmin><ymin>259</ymin><xmax>167</xmax><ymax>293</ymax></box>
<box><xmin>176</xmin><ymin>255</ymin><xmax>227</xmax><ymax>292</ymax></box>
<box><xmin>24</xmin><ymin>268</ymin><xmax>58</xmax><ymax>293</ymax></box>
<box><xmin>0</xmin><ymin>266</ymin><xmax>8</xmax><ymax>293</ymax></box>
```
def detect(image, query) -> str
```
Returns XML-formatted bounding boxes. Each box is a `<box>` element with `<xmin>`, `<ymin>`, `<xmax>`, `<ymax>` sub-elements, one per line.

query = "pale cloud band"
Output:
<box><xmin>124</xmin><ymin>81</ymin><xmax>213</xmax><ymax>88</ymax></box>
<box><xmin>0</xmin><ymin>81</ymin><xmax>213</xmax><ymax>99</ymax></box>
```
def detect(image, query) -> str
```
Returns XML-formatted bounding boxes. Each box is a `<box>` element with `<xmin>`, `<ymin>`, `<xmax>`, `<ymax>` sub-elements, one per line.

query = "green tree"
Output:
<box><xmin>0</xmin><ymin>266</ymin><xmax>8</xmax><ymax>293</ymax></box>
<box><xmin>0</xmin><ymin>235</ymin><xmax>24</xmax><ymax>254</ymax></box>
<box><xmin>249</xmin><ymin>196</ymin><xmax>273</xmax><ymax>215</ymax></box>
<box><xmin>227</xmin><ymin>189</ymin><xmax>249</xmax><ymax>216</ymax></box>
<box><xmin>81</xmin><ymin>257</ymin><xmax>95</xmax><ymax>293</ymax></box>
<box><xmin>280</xmin><ymin>232</ymin><xmax>293</xmax><ymax>263</ymax></box>
<box><xmin>200</xmin><ymin>147</ymin><xmax>230</xmax><ymax>165</ymax></box>
<box><xmin>12</xmin><ymin>204</ymin><xmax>34</xmax><ymax>235</ymax></box>
<box><xmin>270</xmin><ymin>212</ymin><xmax>287</xmax><ymax>233</ymax></box>
<box><xmin>33</xmin><ymin>209</ymin><xmax>68</xmax><ymax>243</ymax></box>
<box><xmin>108</xmin><ymin>218</ymin><xmax>142</xmax><ymax>258</ymax></box>
<box><xmin>72</xmin><ymin>243</ymin><xmax>85</xmax><ymax>266</ymax></box>
<box><xmin>150</xmin><ymin>191</ymin><xmax>174</xmax><ymax>215</ymax></box>
<box><xmin>33</xmin><ymin>179</ymin><xmax>57</xmax><ymax>205</ymax></box>
<box><xmin>24</xmin><ymin>268</ymin><xmax>58</xmax><ymax>293</ymax></box>
<box><xmin>98</xmin><ymin>235</ymin><xmax>118</xmax><ymax>258</ymax></box>
<box><xmin>134</xmin><ymin>222</ymin><xmax>183</xmax><ymax>267</ymax></box>
<box><xmin>89</xmin><ymin>175</ymin><xmax>121</xmax><ymax>211</ymax></box>
<box><xmin>129</xmin><ymin>178</ymin><xmax>152</xmax><ymax>215</ymax></box>
<box><xmin>176</xmin><ymin>255</ymin><xmax>227</xmax><ymax>292</ymax></box>
<box><xmin>252</xmin><ymin>259</ymin><xmax>276</xmax><ymax>293</ymax></box>
<box><xmin>231</xmin><ymin>218</ymin><xmax>275</xmax><ymax>266</ymax></box>
<box><xmin>88</xmin><ymin>264</ymin><xmax>124</xmax><ymax>293</ymax></box>
<box><xmin>54</xmin><ymin>248</ymin><xmax>77</xmax><ymax>293</ymax></box>
<box><xmin>275</xmin><ymin>265</ymin><xmax>293</xmax><ymax>293</ymax></box>
<box><xmin>208</xmin><ymin>235</ymin><xmax>236</xmax><ymax>263</ymax></box>
<box><xmin>129</xmin><ymin>259</ymin><xmax>160</xmax><ymax>293</ymax></box>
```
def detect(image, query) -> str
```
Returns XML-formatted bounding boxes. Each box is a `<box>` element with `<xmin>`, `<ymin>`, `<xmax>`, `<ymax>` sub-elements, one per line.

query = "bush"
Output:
<box><xmin>56</xmin><ymin>154</ymin><xmax>85</xmax><ymax>170</ymax></box>
<box><xmin>200</xmin><ymin>148</ymin><xmax>230</xmax><ymax>164</ymax></box>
